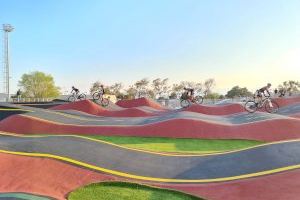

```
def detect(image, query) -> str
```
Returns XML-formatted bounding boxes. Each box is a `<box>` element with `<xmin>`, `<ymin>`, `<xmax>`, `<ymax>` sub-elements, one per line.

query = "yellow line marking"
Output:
<box><xmin>0</xmin><ymin>108</ymin><xmax>23</xmax><ymax>111</ymax></box>
<box><xmin>0</xmin><ymin>131</ymin><xmax>299</xmax><ymax>157</ymax></box>
<box><xmin>0</xmin><ymin>108</ymin><xmax>33</xmax><ymax>112</ymax></box>
<box><xmin>0</xmin><ymin>149</ymin><xmax>300</xmax><ymax>183</ymax></box>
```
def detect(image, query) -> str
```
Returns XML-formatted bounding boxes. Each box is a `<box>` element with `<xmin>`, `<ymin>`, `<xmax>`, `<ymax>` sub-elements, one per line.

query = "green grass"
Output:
<box><xmin>86</xmin><ymin>135</ymin><xmax>264</xmax><ymax>154</ymax></box>
<box><xmin>68</xmin><ymin>182</ymin><xmax>203</xmax><ymax>200</ymax></box>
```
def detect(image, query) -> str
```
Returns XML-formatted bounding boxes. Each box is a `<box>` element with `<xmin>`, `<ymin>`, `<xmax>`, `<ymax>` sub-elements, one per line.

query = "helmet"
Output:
<box><xmin>267</xmin><ymin>83</ymin><xmax>271</xmax><ymax>87</ymax></box>
<box><xmin>72</xmin><ymin>86</ymin><xmax>75</xmax><ymax>88</ymax></box>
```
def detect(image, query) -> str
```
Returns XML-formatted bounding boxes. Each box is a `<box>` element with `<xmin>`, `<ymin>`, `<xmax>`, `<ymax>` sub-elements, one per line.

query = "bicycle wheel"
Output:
<box><xmin>68</xmin><ymin>96</ymin><xmax>76</xmax><ymax>102</ymax></box>
<box><xmin>180</xmin><ymin>99</ymin><xmax>190</xmax><ymax>108</ymax></box>
<box><xmin>194</xmin><ymin>96</ymin><xmax>204</xmax><ymax>104</ymax></box>
<box><xmin>78</xmin><ymin>94</ymin><xmax>86</xmax><ymax>100</ymax></box>
<box><xmin>265</xmin><ymin>100</ymin><xmax>279</xmax><ymax>113</ymax></box>
<box><xmin>92</xmin><ymin>92</ymin><xmax>100</xmax><ymax>100</ymax></box>
<box><xmin>244</xmin><ymin>100</ymin><xmax>257</xmax><ymax>113</ymax></box>
<box><xmin>101</xmin><ymin>98</ymin><xmax>109</xmax><ymax>107</ymax></box>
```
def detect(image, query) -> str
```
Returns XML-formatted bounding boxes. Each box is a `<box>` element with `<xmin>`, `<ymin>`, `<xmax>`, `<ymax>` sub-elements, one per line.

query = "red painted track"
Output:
<box><xmin>50</xmin><ymin>100</ymin><xmax>154</xmax><ymax>117</ymax></box>
<box><xmin>1</xmin><ymin>114</ymin><xmax>300</xmax><ymax>142</ymax></box>
<box><xmin>116</xmin><ymin>97</ymin><xmax>165</xmax><ymax>110</ymax></box>
<box><xmin>158</xmin><ymin>169</ymin><xmax>300</xmax><ymax>200</ymax></box>
<box><xmin>1</xmin><ymin>152</ymin><xmax>300</xmax><ymax>200</ymax></box>
<box><xmin>184</xmin><ymin>103</ymin><xmax>244</xmax><ymax>115</ymax></box>
<box><xmin>274</xmin><ymin>96</ymin><xmax>300</xmax><ymax>107</ymax></box>
<box><xmin>0</xmin><ymin>153</ymin><xmax>116</xmax><ymax>200</ymax></box>
<box><xmin>184</xmin><ymin>96</ymin><xmax>300</xmax><ymax>115</ymax></box>
<box><xmin>50</xmin><ymin>97</ymin><xmax>300</xmax><ymax>117</ymax></box>
<box><xmin>290</xmin><ymin>113</ymin><xmax>300</xmax><ymax>119</ymax></box>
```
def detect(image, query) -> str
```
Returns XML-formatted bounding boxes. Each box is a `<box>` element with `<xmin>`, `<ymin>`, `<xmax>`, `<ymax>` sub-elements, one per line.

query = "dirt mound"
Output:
<box><xmin>185</xmin><ymin>103</ymin><xmax>244</xmax><ymax>115</ymax></box>
<box><xmin>2</xmin><ymin>114</ymin><xmax>300</xmax><ymax>142</ymax></box>
<box><xmin>116</xmin><ymin>97</ymin><xmax>164</xmax><ymax>110</ymax></box>
<box><xmin>50</xmin><ymin>100</ymin><xmax>106</xmax><ymax>115</ymax></box>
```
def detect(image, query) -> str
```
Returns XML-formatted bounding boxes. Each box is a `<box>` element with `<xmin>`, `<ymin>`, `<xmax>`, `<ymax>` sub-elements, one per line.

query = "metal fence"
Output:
<box><xmin>11</xmin><ymin>98</ymin><xmax>53</xmax><ymax>103</ymax></box>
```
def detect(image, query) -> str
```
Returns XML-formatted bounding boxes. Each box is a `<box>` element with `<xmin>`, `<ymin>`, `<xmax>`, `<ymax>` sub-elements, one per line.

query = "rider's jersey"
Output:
<box><xmin>99</xmin><ymin>87</ymin><xmax>105</xmax><ymax>95</ymax></box>
<box><xmin>71</xmin><ymin>88</ymin><xmax>79</xmax><ymax>94</ymax></box>
<box><xmin>257</xmin><ymin>86</ymin><xmax>270</xmax><ymax>96</ymax></box>
<box><xmin>184</xmin><ymin>87</ymin><xmax>194</xmax><ymax>96</ymax></box>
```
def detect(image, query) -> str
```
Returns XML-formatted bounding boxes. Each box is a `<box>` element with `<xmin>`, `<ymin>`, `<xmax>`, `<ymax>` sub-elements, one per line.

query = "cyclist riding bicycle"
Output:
<box><xmin>71</xmin><ymin>86</ymin><xmax>79</xmax><ymax>96</ymax></box>
<box><xmin>183</xmin><ymin>87</ymin><xmax>194</xmax><ymax>100</ymax></box>
<box><xmin>255</xmin><ymin>83</ymin><xmax>271</xmax><ymax>105</ymax></box>
<box><xmin>99</xmin><ymin>85</ymin><xmax>105</xmax><ymax>95</ymax></box>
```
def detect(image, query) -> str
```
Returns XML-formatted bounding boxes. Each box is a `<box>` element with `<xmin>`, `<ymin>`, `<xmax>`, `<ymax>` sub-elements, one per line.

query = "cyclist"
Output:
<box><xmin>183</xmin><ymin>87</ymin><xmax>195</xmax><ymax>100</ymax></box>
<box><xmin>71</xmin><ymin>86</ymin><xmax>79</xmax><ymax>97</ymax></box>
<box><xmin>255</xmin><ymin>83</ymin><xmax>271</xmax><ymax>105</ymax></box>
<box><xmin>99</xmin><ymin>85</ymin><xmax>105</xmax><ymax>95</ymax></box>
<box><xmin>278</xmin><ymin>88</ymin><xmax>286</xmax><ymax>97</ymax></box>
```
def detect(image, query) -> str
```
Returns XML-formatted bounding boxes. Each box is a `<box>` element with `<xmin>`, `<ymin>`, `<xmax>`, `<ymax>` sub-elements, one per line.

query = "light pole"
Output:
<box><xmin>2</xmin><ymin>24</ymin><xmax>14</xmax><ymax>102</ymax></box>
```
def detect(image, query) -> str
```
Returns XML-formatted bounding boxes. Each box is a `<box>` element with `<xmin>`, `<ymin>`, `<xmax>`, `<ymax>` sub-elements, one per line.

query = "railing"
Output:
<box><xmin>11</xmin><ymin>98</ymin><xmax>53</xmax><ymax>103</ymax></box>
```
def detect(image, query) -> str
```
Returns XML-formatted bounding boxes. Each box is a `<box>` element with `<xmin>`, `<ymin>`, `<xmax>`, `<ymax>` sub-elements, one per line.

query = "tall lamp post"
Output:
<box><xmin>2</xmin><ymin>24</ymin><xmax>14</xmax><ymax>102</ymax></box>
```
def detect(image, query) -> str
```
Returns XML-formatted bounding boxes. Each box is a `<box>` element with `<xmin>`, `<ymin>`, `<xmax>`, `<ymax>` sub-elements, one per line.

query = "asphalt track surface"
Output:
<box><xmin>1</xmin><ymin>151</ymin><xmax>300</xmax><ymax>200</ymax></box>
<box><xmin>0</xmin><ymin>193</ymin><xmax>53</xmax><ymax>200</ymax></box>
<box><xmin>1</xmin><ymin>133</ymin><xmax>300</xmax><ymax>183</ymax></box>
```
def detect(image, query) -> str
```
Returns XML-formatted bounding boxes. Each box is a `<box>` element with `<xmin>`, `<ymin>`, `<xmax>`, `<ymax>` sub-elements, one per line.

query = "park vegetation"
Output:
<box><xmin>16</xmin><ymin>71</ymin><xmax>299</xmax><ymax>100</ymax></box>
<box><xmin>90</xmin><ymin>78</ymin><xmax>217</xmax><ymax>100</ymax></box>
<box><xmin>18</xmin><ymin>71</ymin><xmax>60</xmax><ymax>98</ymax></box>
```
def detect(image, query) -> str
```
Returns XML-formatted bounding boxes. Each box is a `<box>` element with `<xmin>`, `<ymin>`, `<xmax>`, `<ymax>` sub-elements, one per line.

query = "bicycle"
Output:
<box><xmin>92</xmin><ymin>91</ymin><xmax>109</xmax><ymax>107</ymax></box>
<box><xmin>180</xmin><ymin>93</ymin><xmax>204</xmax><ymax>108</ymax></box>
<box><xmin>68</xmin><ymin>93</ymin><xmax>86</xmax><ymax>102</ymax></box>
<box><xmin>244</xmin><ymin>94</ymin><xmax>279</xmax><ymax>113</ymax></box>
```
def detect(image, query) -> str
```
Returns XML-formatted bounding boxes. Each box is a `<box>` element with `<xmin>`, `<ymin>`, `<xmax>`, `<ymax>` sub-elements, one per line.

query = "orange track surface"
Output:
<box><xmin>1</xmin><ymin>114</ymin><xmax>300</xmax><ymax>142</ymax></box>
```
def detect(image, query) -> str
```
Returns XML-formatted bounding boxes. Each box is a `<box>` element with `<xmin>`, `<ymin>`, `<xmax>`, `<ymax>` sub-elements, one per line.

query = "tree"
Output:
<box><xmin>278</xmin><ymin>80</ymin><xmax>300</xmax><ymax>96</ymax></box>
<box><xmin>206</xmin><ymin>93</ymin><xmax>222</xmax><ymax>100</ymax></box>
<box><xmin>134</xmin><ymin>78</ymin><xmax>149</xmax><ymax>98</ymax></box>
<box><xmin>18</xmin><ymin>71</ymin><xmax>60</xmax><ymax>98</ymax></box>
<box><xmin>169</xmin><ymin>81</ymin><xmax>203</xmax><ymax>99</ymax></box>
<box><xmin>90</xmin><ymin>81</ymin><xmax>112</xmax><ymax>95</ymax></box>
<box><xmin>125</xmin><ymin>86</ymin><xmax>138</xmax><ymax>99</ymax></box>
<box><xmin>90</xmin><ymin>81</ymin><xmax>103</xmax><ymax>94</ymax></box>
<box><xmin>147</xmin><ymin>89</ymin><xmax>155</xmax><ymax>99</ymax></box>
<box><xmin>109</xmin><ymin>82</ymin><xmax>124</xmax><ymax>98</ymax></box>
<box><xmin>180</xmin><ymin>81</ymin><xmax>202</xmax><ymax>92</ymax></box>
<box><xmin>226</xmin><ymin>86</ymin><xmax>253</xmax><ymax>98</ymax></box>
<box><xmin>203</xmin><ymin>78</ymin><xmax>215</xmax><ymax>97</ymax></box>
<box><xmin>152</xmin><ymin>78</ymin><xmax>169</xmax><ymax>98</ymax></box>
<box><xmin>170</xmin><ymin>83</ymin><xmax>185</xmax><ymax>99</ymax></box>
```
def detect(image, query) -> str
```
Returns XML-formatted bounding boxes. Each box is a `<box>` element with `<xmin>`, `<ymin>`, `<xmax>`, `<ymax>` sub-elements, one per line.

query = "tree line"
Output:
<box><xmin>16</xmin><ymin>71</ymin><xmax>300</xmax><ymax>100</ymax></box>
<box><xmin>90</xmin><ymin>78</ymin><xmax>217</xmax><ymax>100</ymax></box>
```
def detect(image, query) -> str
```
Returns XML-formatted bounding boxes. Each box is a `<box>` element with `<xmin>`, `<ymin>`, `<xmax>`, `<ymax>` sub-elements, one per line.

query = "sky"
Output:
<box><xmin>0</xmin><ymin>0</ymin><xmax>299</xmax><ymax>95</ymax></box>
